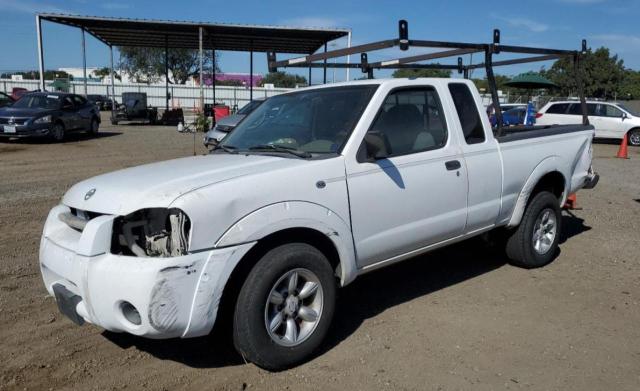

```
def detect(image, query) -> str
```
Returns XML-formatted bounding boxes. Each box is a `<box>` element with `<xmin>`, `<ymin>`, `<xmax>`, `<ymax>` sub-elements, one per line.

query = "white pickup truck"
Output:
<box><xmin>40</xmin><ymin>78</ymin><xmax>598</xmax><ymax>370</ymax></box>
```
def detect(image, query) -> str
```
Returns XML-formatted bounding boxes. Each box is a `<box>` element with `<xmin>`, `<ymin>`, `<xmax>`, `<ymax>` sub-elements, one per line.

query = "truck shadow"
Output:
<box><xmin>102</xmin><ymin>214</ymin><xmax>590</xmax><ymax>369</ymax></box>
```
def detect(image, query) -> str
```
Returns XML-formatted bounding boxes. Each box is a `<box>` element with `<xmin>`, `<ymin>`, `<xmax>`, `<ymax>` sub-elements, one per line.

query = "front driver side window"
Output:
<box><xmin>366</xmin><ymin>87</ymin><xmax>448</xmax><ymax>157</ymax></box>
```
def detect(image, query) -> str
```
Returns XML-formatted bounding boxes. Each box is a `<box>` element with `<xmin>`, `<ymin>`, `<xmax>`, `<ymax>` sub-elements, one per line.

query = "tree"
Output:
<box><xmin>540</xmin><ymin>47</ymin><xmax>625</xmax><ymax>99</ymax></box>
<box><xmin>616</xmin><ymin>69</ymin><xmax>640</xmax><ymax>100</ymax></box>
<box><xmin>93</xmin><ymin>67</ymin><xmax>121</xmax><ymax>81</ymax></box>
<box><xmin>472</xmin><ymin>75</ymin><xmax>512</xmax><ymax>93</ymax></box>
<box><xmin>118</xmin><ymin>47</ymin><xmax>219</xmax><ymax>84</ymax></box>
<box><xmin>259</xmin><ymin>72</ymin><xmax>307</xmax><ymax>88</ymax></box>
<box><xmin>392</xmin><ymin>68</ymin><xmax>451</xmax><ymax>78</ymax></box>
<box><xmin>1</xmin><ymin>70</ymin><xmax>72</xmax><ymax>80</ymax></box>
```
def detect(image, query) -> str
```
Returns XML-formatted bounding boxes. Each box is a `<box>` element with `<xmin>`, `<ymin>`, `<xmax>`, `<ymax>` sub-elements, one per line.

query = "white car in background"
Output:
<box><xmin>537</xmin><ymin>101</ymin><xmax>640</xmax><ymax>146</ymax></box>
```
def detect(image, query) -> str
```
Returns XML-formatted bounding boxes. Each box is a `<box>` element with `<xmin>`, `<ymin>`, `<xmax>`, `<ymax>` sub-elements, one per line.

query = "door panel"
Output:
<box><xmin>347</xmin><ymin>151</ymin><xmax>467</xmax><ymax>266</ymax></box>
<box><xmin>346</xmin><ymin>86</ymin><xmax>468</xmax><ymax>268</ymax></box>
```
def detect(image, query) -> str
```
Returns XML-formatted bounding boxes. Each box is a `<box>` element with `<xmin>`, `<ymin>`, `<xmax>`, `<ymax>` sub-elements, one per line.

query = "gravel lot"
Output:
<box><xmin>1</xmin><ymin>115</ymin><xmax>638</xmax><ymax>391</ymax></box>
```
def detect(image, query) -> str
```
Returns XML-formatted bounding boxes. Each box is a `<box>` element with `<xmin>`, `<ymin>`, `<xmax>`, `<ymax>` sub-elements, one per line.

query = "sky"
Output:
<box><xmin>0</xmin><ymin>0</ymin><xmax>639</xmax><ymax>83</ymax></box>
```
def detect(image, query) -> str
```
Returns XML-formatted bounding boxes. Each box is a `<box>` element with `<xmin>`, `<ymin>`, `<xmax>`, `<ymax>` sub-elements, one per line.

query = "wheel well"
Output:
<box><xmin>530</xmin><ymin>171</ymin><xmax>565</xmax><ymax>202</ymax></box>
<box><xmin>212</xmin><ymin>227</ymin><xmax>341</xmax><ymax>337</ymax></box>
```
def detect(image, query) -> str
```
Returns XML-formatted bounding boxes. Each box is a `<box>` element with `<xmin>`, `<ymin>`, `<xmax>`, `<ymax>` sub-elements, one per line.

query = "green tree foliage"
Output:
<box><xmin>392</xmin><ymin>68</ymin><xmax>451</xmax><ymax>78</ymax></box>
<box><xmin>93</xmin><ymin>67</ymin><xmax>121</xmax><ymax>81</ymax></box>
<box><xmin>617</xmin><ymin>69</ymin><xmax>640</xmax><ymax>99</ymax></box>
<box><xmin>259</xmin><ymin>72</ymin><xmax>307</xmax><ymax>88</ymax></box>
<box><xmin>118</xmin><ymin>47</ymin><xmax>219</xmax><ymax>84</ymax></box>
<box><xmin>540</xmin><ymin>47</ymin><xmax>625</xmax><ymax>98</ymax></box>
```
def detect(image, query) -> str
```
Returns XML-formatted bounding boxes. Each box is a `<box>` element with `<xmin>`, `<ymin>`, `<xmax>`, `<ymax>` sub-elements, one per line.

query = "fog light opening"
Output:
<box><xmin>120</xmin><ymin>301</ymin><xmax>142</xmax><ymax>326</ymax></box>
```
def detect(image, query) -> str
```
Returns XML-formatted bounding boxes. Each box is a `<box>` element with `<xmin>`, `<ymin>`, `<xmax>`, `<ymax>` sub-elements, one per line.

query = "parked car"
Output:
<box><xmin>11</xmin><ymin>87</ymin><xmax>29</xmax><ymax>101</ymax></box>
<box><xmin>488</xmin><ymin>103</ymin><xmax>536</xmax><ymax>127</ymax></box>
<box><xmin>87</xmin><ymin>94</ymin><xmax>115</xmax><ymax>111</ymax></box>
<box><xmin>203</xmin><ymin>98</ymin><xmax>266</xmax><ymax>147</ymax></box>
<box><xmin>0</xmin><ymin>92</ymin><xmax>100</xmax><ymax>141</ymax></box>
<box><xmin>0</xmin><ymin>92</ymin><xmax>15</xmax><ymax>107</ymax></box>
<box><xmin>39</xmin><ymin>78</ymin><xmax>598</xmax><ymax>370</ymax></box>
<box><xmin>111</xmin><ymin>92</ymin><xmax>157</xmax><ymax>125</ymax></box>
<box><xmin>537</xmin><ymin>100</ymin><xmax>640</xmax><ymax>146</ymax></box>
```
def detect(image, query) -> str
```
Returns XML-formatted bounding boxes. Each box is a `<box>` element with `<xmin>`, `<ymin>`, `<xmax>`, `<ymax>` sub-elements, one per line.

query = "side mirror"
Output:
<box><xmin>622</xmin><ymin>112</ymin><xmax>628</xmax><ymax>120</ymax></box>
<box><xmin>358</xmin><ymin>132</ymin><xmax>390</xmax><ymax>162</ymax></box>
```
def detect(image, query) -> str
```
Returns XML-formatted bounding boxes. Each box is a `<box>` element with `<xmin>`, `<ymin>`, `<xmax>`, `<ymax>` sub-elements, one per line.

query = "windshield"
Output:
<box><xmin>11</xmin><ymin>95</ymin><xmax>61</xmax><ymax>110</ymax></box>
<box><xmin>237</xmin><ymin>99</ymin><xmax>263</xmax><ymax>115</ymax></box>
<box><xmin>221</xmin><ymin>85</ymin><xmax>378</xmax><ymax>155</ymax></box>
<box><xmin>615</xmin><ymin>103</ymin><xmax>640</xmax><ymax>117</ymax></box>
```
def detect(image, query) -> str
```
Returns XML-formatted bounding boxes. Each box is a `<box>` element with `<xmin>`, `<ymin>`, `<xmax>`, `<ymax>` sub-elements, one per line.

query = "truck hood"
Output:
<box><xmin>62</xmin><ymin>153</ymin><xmax>303</xmax><ymax>215</ymax></box>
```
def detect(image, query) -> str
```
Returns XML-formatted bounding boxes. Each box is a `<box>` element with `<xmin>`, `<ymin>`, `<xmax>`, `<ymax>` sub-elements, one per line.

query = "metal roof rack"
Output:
<box><xmin>267</xmin><ymin>20</ymin><xmax>589</xmax><ymax>136</ymax></box>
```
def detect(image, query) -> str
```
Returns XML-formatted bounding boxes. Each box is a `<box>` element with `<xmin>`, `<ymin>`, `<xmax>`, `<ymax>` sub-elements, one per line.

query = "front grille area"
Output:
<box><xmin>0</xmin><ymin>117</ymin><xmax>29</xmax><ymax>125</ymax></box>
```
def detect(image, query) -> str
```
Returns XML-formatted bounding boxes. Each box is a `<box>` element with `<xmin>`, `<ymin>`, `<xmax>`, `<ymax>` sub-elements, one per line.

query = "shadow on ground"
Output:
<box><xmin>102</xmin><ymin>213</ymin><xmax>591</xmax><ymax>369</ymax></box>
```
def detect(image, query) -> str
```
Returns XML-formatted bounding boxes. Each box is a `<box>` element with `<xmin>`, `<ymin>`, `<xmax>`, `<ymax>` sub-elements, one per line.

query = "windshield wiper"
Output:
<box><xmin>248</xmin><ymin>144</ymin><xmax>312</xmax><ymax>158</ymax></box>
<box><xmin>212</xmin><ymin>144</ymin><xmax>238</xmax><ymax>154</ymax></box>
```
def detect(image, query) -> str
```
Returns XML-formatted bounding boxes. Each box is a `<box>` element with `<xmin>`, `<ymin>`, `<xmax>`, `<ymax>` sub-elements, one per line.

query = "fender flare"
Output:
<box><xmin>215</xmin><ymin>201</ymin><xmax>358</xmax><ymax>286</ymax></box>
<box><xmin>506</xmin><ymin>156</ymin><xmax>568</xmax><ymax>227</ymax></box>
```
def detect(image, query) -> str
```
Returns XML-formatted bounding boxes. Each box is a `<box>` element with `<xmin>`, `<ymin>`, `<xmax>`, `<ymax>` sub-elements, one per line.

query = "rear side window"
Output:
<box><xmin>546</xmin><ymin>103</ymin><xmax>569</xmax><ymax>114</ymax></box>
<box><xmin>448</xmin><ymin>83</ymin><xmax>485</xmax><ymax>144</ymax></box>
<box><xmin>567</xmin><ymin>104</ymin><xmax>584</xmax><ymax>115</ymax></box>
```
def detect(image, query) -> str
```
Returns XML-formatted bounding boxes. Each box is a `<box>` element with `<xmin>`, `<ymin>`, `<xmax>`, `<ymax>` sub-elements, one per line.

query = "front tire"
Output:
<box><xmin>505</xmin><ymin>191</ymin><xmax>562</xmax><ymax>268</ymax></box>
<box><xmin>628</xmin><ymin>129</ymin><xmax>640</xmax><ymax>146</ymax></box>
<box><xmin>233</xmin><ymin>243</ymin><xmax>336</xmax><ymax>371</ymax></box>
<box><xmin>50</xmin><ymin>123</ymin><xmax>65</xmax><ymax>142</ymax></box>
<box><xmin>88</xmin><ymin>118</ymin><xmax>99</xmax><ymax>136</ymax></box>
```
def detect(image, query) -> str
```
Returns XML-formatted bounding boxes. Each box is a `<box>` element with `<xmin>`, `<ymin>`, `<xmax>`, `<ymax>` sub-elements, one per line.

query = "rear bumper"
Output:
<box><xmin>40</xmin><ymin>204</ymin><xmax>255</xmax><ymax>339</ymax></box>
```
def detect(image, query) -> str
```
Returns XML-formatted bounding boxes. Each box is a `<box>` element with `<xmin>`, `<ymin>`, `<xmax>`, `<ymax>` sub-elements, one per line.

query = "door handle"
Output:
<box><xmin>445</xmin><ymin>160</ymin><xmax>461</xmax><ymax>171</ymax></box>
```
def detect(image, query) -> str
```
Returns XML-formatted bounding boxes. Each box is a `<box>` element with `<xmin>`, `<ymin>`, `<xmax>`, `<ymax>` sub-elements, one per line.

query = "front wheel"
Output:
<box><xmin>88</xmin><ymin>118</ymin><xmax>99</xmax><ymax>136</ymax></box>
<box><xmin>233</xmin><ymin>243</ymin><xmax>336</xmax><ymax>370</ymax></box>
<box><xmin>628</xmin><ymin>129</ymin><xmax>640</xmax><ymax>146</ymax></box>
<box><xmin>50</xmin><ymin>123</ymin><xmax>65</xmax><ymax>142</ymax></box>
<box><xmin>505</xmin><ymin>191</ymin><xmax>562</xmax><ymax>268</ymax></box>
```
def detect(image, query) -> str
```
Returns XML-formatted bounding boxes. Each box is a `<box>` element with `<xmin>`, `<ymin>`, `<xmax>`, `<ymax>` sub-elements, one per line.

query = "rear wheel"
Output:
<box><xmin>628</xmin><ymin>129</ymin><xmax>640</xmax><ymax>146</ymax></box>
<box><xmin>233</xmin><ymin>243</ymin><xmax>336</xmax><ymax>370</ymax></box>
<box><xmin>50</xmin><ymin>123</ymin><xmax>65</xmax><ymax>142</ymax></box>
<box><xmin>505</xmin><ymin>191</ymin><xmax>561</xmax><ymax>268</ymax></box>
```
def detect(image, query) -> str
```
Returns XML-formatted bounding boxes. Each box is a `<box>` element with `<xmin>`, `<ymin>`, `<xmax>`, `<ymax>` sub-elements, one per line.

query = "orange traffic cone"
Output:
<box><xmin>564</xmin><ymin>193</ymin><xmax>577</xmax><ymax>209</ymax></box>
<box><xmin>616</xmin><ymin>133</ymin><xmax>629</xmax><ymax>159</ymax></box>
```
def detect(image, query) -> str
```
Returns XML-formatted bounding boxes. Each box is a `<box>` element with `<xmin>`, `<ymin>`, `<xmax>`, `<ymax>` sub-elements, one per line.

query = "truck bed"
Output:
<box><xmin>496</xmin><ymin>124</ymin><xmax>594</xmax><ymax>143</ymax></box>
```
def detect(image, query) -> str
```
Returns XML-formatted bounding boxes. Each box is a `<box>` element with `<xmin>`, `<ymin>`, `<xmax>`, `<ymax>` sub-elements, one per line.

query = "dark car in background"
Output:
<box><xmin>0</xmin><ymin>92</ymin><xmax>100</xmax><ymax>141</ymax></box>
<box><xmin>87</xmin><ymin>94</ymin><xmax>115</xmax><ymax>111</ymax></box>
<box><xmin>203</xmin><ymin>98</ymin><xmax>266</xmax><ymax>147</ymax></box>
<box><xmin>0</xmin><ymin>92</ymin><xmax>15</xmax><ymax>108</ymax></box>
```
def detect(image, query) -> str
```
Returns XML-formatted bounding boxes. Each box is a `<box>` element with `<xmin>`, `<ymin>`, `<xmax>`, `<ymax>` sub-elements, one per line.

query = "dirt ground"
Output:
<box><xmin>1</xmin><ymin>115</ymin><xmax>638</xmax><ymax>391</ymax></box>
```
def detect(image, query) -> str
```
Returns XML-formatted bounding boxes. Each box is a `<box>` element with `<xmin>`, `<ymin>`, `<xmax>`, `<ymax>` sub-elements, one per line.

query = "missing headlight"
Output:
<box><xmin>111</xmin><ymin>208</ymin><xmax>191</xmax><ymax>257</ymax></box>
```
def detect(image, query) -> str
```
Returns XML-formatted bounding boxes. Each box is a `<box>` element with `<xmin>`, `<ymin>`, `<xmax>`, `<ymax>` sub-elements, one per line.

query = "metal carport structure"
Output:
<box><xmin>35</xmin><ymin>13</ymin><xmax>351</xmax><ymax>112</ymax></box>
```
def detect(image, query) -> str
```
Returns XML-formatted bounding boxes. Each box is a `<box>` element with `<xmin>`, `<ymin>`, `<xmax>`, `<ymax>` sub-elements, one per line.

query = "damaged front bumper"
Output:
<box><xmin>39</xmin><ymin>204</ymin><xmax>254</xmax><ymax>339</ymax></box>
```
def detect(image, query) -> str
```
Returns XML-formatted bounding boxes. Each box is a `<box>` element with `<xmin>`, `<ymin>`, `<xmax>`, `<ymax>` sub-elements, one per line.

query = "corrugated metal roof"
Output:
<box><xmin>38</xmin><ymin>14</ymin><xmax>349</xmax><ymax>54</ymax></box>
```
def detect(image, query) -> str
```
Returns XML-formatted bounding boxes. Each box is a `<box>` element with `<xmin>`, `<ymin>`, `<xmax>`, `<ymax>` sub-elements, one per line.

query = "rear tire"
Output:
<box><xmin>233</xmin><ymin>243</ymin><xmax>336</xmax><ymax>371</ymax></box>
<box><xmin>628</xmin><ymin>129</ymin><xmax>640</xmax><ymax>146</ymax></box>
<box><xmin>505</xmin><ymin>191</ymin><xmax>562</xmax><ymax>268</ymax></box>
